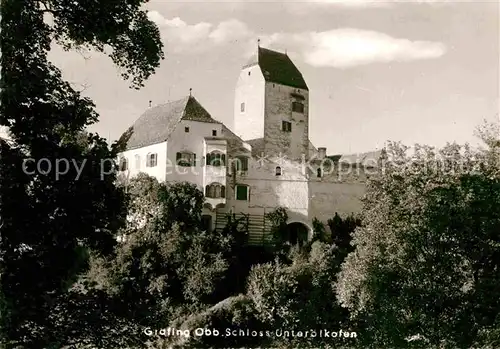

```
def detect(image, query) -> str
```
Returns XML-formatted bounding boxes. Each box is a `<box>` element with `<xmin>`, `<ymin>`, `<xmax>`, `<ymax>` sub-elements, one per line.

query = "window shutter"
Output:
<box><xmin>205</xmin><ymin>185</ymin><xmax>210</xmax><ymax>197</ymax></box>
<box><xmin>221</xmin><ymin>186</ymin><xmax>226</xmax><ymax>198</ymax></box>
<box><xmin>246</xmin><ymin>186</ymin><xmax>250</xmax><ymax>201</ymax></box>
<box><xmin>176</xmin><ymin>152</ymin><xmax>181</xmax><ymax>162</ymax></box>
<box><xmin>221</xmin><ymin>154</ymin><xmax>226</xmax><ymax>165</ymax></box>
<box><xmin>193</xmin><ymin>153</ymin><xmax>197</xmax><ymax>166</ymax></box>
<box><xmin>206</xmin><ymin>153</ymin><xmax>210</xmax><ymax>165</ymax></box>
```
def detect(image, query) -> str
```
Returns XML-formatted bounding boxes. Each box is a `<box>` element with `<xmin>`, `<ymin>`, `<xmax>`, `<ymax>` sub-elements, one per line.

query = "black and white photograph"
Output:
<box><xmin>0</xmin><ymin>0</ymin><xmax>499</xmax><ymax>348</ymax></box>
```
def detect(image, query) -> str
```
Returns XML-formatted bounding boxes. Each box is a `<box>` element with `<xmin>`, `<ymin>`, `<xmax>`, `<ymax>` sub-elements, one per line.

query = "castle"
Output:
<box><xmin>118</xmin><ymin>46</ymin><xmax>382</xmax><ymax>244</ymax></box>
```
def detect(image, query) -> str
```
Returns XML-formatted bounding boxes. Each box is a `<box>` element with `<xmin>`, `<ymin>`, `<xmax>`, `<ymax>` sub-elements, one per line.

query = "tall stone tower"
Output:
<box><xmin>234</xmin><ymin>45</ymin><xmax>309</xmax><ymax>160</ymax></box>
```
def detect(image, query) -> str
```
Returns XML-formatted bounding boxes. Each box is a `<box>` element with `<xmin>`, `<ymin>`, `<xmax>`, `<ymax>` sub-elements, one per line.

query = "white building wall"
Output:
<box><xmin>166</xmin><ymin>120</ymin><xmax>224</xmax><ymax>189</ymax></box>
<box><xmin>226</xmin><ymin>157</ymin><xmax>310</xmax><ymax>227</ymax></box>
<box><xmin>234</xmin><ymin>65</ymin><xmax>266</xmax><ymax>141</ymax></box>
<box><xmin>120</xmin><ymin>141</ymin><xmax>168</xmax><ymax>182</ymax></box>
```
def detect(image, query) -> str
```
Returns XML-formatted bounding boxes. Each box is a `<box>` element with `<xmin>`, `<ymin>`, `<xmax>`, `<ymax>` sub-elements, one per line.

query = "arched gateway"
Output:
<box><xmin>286</xmin><ymin>222</ymin><xmax>310</xmax><ymax>246</ymax></box>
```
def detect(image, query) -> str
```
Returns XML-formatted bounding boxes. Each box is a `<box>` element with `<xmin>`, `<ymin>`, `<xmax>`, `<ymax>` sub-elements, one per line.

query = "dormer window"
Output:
<box><xmin>146</xmin><ymin>153</ymin><xmax>157</xmax><ymax>167</ymax></box>
<box><xmin>206</xmin><ymin>151</ymin><xmax>225</xmax><ymax>167</ymax></box>
<box><xmin>292</xmin><ymin>101</ymin><xmax>304</xmax><ymax>113</ymax></box>
<box><xmin>119</xmin><ymin>157</ymin><xmax>128</xmax><ymax>171</ymax></box>
<box><xmin>176</xmin><ymin>151</ymin><xmax>196</xmax><ymax>167</ymax></box>
<box><xmin>275</xmin><ymin>166</ymin><xmax>282</xmax><ymax>176</ymax></box>
<box><xmin>212</xmin><ymin>130</ymin><xmax>217</xmax><ymax>136</ymax></box>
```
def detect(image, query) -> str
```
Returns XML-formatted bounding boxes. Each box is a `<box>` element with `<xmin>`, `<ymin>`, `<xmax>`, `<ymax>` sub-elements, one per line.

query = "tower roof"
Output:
<box><xmin>244</xmin><ymin>46</ymin><xmax>308</xmax><ymax>90</ymax></box>
<box><xmin>122</xmin><ymin>95</ymin><xmax>220</xmax><ymax>150</ymax></box>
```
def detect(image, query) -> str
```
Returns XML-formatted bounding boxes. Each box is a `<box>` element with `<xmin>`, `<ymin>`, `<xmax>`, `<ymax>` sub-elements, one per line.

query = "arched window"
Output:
<box><xmin>275</xmin><ymin>166</ymin><xmax>282</xmax><ymax>176</ymax></box>
<box><xmin>205</xmin><ymin>183</ymin><xmax>226</xmax><ymax>198</ymax></box>
<box><xmin>119</xmin><ymin>157</ymin><xmax>128</xmax><ymax>171</ymax></box>
<box><xmin>146</xmin><ymin>153</ymin><xmax>157</xmax><ymax>167</ymax></box>
<box><xmin>317</xmin><ymin>167</ymin><xmax>322</xmax><ymax>178</ymax></box>
<box><xmin>206</xmin><ymin>151</ymin><xmax>226</xmax><ymax>167</ymax></box>
<box><xmin>134</xmin><ymin>154</ymin><xmax>141</xmax><ymax>169</ymax></box>
<box><xmin>234</xmin><ymin>156</ymin><xmax>249</xmax><ymax>172</ymax></box>
<box><xmin>176</xmin><ymin>151</ymin><xmax>196</xmax><ymax>167</ymax></box>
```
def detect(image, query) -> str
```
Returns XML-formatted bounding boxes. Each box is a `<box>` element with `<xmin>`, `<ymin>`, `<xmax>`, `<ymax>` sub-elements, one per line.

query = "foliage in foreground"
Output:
<box><xmin>337</xmin><ymin>132</ymin><xmax>500</xmax><ymax>348</ymax></box>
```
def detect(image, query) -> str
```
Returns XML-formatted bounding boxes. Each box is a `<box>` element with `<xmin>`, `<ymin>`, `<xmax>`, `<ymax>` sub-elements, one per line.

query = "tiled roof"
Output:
<box><xmin>123</xmin><ymin>96</ymin><xmax>220</xmax><ymax>150</ymax></box>
<box><xmin>245</xmin><ymin>47</ymin><xmax>308</xmax><ymax>90</ymax></box>
<box><xmin>245</xmin><ymin>138</ymin><xmax>265</xmax><ymax>157</ymax></box>
<box><xmin>221</xmin><ymin>125</ymin><xmax>252</xmax><ymax>153</ymax></box>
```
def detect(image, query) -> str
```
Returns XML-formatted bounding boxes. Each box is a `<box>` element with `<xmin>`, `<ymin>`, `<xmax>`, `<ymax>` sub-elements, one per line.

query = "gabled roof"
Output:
<box><xmin>244</xmin><ymin>47</ymin><xmax>308</xmax><ymax>90</ymax></box>
<box><xmin>123</xmin><ymin>96</ymin><xmax>220</xmax><ymax>150</ymax></box>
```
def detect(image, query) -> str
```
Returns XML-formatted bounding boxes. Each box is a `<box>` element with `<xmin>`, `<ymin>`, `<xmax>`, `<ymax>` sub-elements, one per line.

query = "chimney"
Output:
<box><xmin>318</xmin><ymin>147</ymin><xmax>326</xmax><ymax>160</ymax></box>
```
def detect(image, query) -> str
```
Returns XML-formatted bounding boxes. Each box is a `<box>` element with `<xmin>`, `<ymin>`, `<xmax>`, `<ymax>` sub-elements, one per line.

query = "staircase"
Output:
<box><xmin>215</xmin><ymin>211</ymin><xmax>273</xmax><ymax>245</ymax></box>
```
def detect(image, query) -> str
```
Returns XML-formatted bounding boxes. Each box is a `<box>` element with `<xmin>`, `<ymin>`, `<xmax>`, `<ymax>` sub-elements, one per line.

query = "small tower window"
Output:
<box><xmin>185</xmin><ymin>126</ymin><xmax>189</xmax><ymax>133</ymax></box>
<box><xmin>240</xmin><ymin>102</ymin><xmax>245</xmax><ymax>112</ymax></box>
<box><xmin>275</xmin><ymin>166</ymin><xmax>282</xmax><ymax>176</ymax></box>
<box><xmin>317</xmin><ymin>168</ymin><xmax>322</xmax><ymax>178</ymax></box>
<box><xmin>292</xmin><ymin>101</ymin><xmax>304</xmax><ymax>113</ymax></box>
<box><xmin>212</xmin><ymin>130</ymin><xmax>217</xmax><ymax>136</ymax></box>
<box><xmin>282</xmin><ymin>121</ymin><xmax>292</xmax><ymax>132</ymax></box>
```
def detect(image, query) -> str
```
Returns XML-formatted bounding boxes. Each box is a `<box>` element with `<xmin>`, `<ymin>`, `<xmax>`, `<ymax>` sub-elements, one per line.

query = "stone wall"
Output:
<box><xmin>263</xmin><ymin>83</ymin><xmax>309</xmax><ymax>160</ymax></box>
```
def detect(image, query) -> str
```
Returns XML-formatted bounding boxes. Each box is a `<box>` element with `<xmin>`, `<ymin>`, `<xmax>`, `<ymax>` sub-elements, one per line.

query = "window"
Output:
<box><xmin>134</xmin><ymin>154</ymin><xmax>141</xmax><ymax>169</ymax></box>
<box><xmin>282</xmin><ymin>121</ymin><xmax>292</xmax><ymax>132</ymax></box>
<box><xmin>205</xmin><ymin>183</ymin><xmax>226</xmax><ymax>198</ymax></box>
<box><xmin>146</xmin><ymin>153</ymin><xmax>157</xmax><ymax>167</ymax></box>
<box><xmin>235</xmin><ymin>185</ymin><xmax>249</xmax><ymax>201</ymax></box>
<box><xmin>206</xmin><ymin>151</ymin><xmax>226</xmax><ymax>167</ymax></box>
<box><xmin>185</xmin><ymin>126</ymin><xmax>189</xmax><ymax>133</ymax></box>
<box><xmin>176</xmin><ymin>151</ymin><xmax>196</xmax><ymax>167</ymax></box>
<box><xmin>240</xmin><ymin>102</ymin><xmax>245</xmax><ymax>112</ymax></box>
<box><xmin>212</xmin><ymin>130</ymin><xmax>217</xmax><ymax>136</ymax></box>
<box><xmin>317</xmin><ymin>168</ymin><xmax>322</xmax><ymax>178</ymax></box>
<box><xmin>275</xmin><ymin>166</ymin><xmax>282</xmax><ymax>176</ymax></box>
<box><xmin>119</xmin><ymin>157</ymin><xmax>128</xmax><ymax>171</ymax></box>
<box><xmin>292</xmin><ymin>101</ymin><xmax>304</xmax><ymax>113</ymax></box>
<box><xmin>234</xmin><ymin>156</ymin><xmax>249</xmax><ymax>172</ymax></box>
<box><xmin>248</xmin><ymin>71</ymin><xmax>251</xmax><ymax>76</ymax></box>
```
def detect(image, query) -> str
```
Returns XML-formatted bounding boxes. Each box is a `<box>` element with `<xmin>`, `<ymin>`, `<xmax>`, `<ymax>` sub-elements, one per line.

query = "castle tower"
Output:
<box><xmin>234</xmin><ymin>45</ymin><xmax>310</xmax><ymax>160</ymax></box>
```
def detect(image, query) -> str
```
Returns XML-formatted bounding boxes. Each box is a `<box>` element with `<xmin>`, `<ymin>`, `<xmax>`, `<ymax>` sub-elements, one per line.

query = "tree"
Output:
<box><xmin>0</xmin><ymin>0</ymin><xmax>163</xmax><ymax>346</ymax></box>
<box><xmin>83</xmin><ymin>177</ymin><xmax>232</xmax><ymax>344</ymax></box>
<box><xmin>247</xmin><ymin>241</ymin><xmax>354</xmax><ymax>348</ymax></box>
<box><xmin>337</xmin><ymin>135</ymin><xmax>500</xmax><ymax>348</ymax></box>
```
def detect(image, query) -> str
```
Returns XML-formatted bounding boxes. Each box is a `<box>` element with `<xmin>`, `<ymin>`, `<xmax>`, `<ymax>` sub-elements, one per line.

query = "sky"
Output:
<box><xmin>48</xmin><ymin>0</ymin><xmax>499</xmax><ymax>154</ymax></box>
